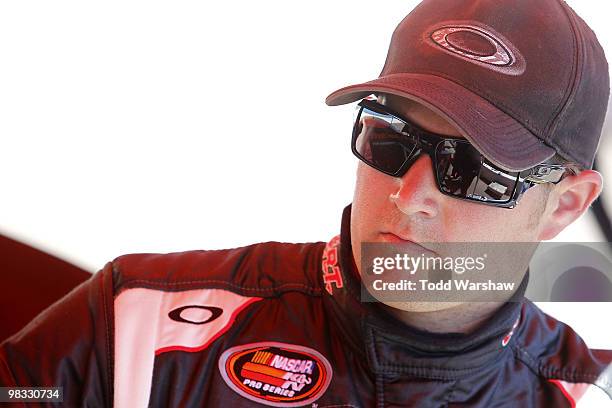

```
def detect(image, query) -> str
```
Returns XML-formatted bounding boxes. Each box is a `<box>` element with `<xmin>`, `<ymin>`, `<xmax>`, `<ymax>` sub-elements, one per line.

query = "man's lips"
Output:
<box><xmin>378</xmin><ymin>232</ymin><xmax>438</xmax><ymax>256</ymax></box>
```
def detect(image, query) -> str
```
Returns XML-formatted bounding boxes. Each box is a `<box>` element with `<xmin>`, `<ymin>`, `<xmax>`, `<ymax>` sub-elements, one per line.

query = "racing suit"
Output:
<box><xmin>1</xmin><ymin>206</ymin><xmax>611</xmax><ymax>407</ymax></box>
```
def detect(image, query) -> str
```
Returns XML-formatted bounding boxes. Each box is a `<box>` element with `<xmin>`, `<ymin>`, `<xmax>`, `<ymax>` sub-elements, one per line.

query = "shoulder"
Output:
<box><xmin>513</xmin><ymin>300</ymin><xmax>612</xmax><ymax>403</ymax></box>
<box><xmin>110</xmin><ymin>241</ymin><xmax>327</xmax><ymax>298</ymax></box>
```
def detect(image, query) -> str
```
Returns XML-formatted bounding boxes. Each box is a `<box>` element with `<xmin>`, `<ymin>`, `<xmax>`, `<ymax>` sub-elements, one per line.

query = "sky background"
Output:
<box><xmin>1</xmin><ymin>1</ymin><xmax>611</xmax><ymax>348</ymax></box>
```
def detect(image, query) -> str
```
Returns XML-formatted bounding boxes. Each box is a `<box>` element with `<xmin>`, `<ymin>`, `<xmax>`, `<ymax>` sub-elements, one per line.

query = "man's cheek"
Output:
<box><xmin>441</xmin><ymin>205</ymin><xmax>491</xmax><ymax>241</ymax></box>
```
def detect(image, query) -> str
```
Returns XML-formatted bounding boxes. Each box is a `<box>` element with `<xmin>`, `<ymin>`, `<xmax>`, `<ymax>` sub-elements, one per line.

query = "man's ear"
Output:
<box><xmin>538</xmin><ymin>170</ymin><xmax>603</xmax><ymax>241</ymax></box>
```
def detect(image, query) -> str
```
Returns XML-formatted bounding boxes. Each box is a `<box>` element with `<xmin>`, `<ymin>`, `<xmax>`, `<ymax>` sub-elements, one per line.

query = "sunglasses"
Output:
<box><xmin>352</xmin><ymin>99</ymin><xmax>570</xmax><ymax>209</ymax></box>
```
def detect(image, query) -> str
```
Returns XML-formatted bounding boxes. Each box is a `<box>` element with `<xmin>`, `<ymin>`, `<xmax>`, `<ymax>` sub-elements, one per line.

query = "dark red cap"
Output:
<box><xmin>326</xmin><ymin>0</ymin><xmax>609</xmax><ymax>171</ymax></box>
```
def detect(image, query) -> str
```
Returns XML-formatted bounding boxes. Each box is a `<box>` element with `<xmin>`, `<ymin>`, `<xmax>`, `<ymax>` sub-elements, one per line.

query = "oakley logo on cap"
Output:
<box><xmin>428</xmin><ymin>22</ymin><xmax>526</xmax><ymax>76</ymax></box>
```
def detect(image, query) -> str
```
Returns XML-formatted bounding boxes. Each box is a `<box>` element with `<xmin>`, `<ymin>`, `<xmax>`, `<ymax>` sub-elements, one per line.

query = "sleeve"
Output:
<box><xmin>0</xmin><ymin>262</ymin><xmax>115</xmax><ymax>407</ymax></box>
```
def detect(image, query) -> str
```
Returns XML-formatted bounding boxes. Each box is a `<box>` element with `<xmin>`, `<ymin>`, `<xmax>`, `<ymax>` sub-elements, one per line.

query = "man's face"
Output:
<box><xmin>350</xmin><ymin>94</ymin><xmax>550</xmax><ymax>311</ymax></box>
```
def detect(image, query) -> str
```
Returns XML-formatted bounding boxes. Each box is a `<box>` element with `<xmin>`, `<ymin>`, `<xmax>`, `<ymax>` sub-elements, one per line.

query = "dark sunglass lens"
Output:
<box><xmin>436</xmin><ymin>141</ymin><xmax>482</xmax><ymax>196</ymax></box>
<box><xmin>436</xmin><ymin>141</ymin><xmax>518</xmax><ymax>203</ymax></box>
<box><xmin>354</xmin><ymin>108</ymin><xmax>417</xmax><ymax>174</ymax></box>
<box><xmin>469</xmin><ymin>160</ymin><xmax>518</xmax><ymax>202</ymax></box>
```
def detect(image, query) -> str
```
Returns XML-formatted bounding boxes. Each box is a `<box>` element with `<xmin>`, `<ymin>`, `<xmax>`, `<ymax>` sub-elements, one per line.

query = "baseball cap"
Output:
<box><xmin>326</xmin><ymin>0</ymin><xmax>610</xmax><ymax>171</ymax></box>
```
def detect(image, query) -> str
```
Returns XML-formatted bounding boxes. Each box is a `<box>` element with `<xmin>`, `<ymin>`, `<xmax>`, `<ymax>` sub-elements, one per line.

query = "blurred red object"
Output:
<box><xmin>0</xmin><ymin>234</ymin><xmax>90</xmax><ymax>342</ymax></box>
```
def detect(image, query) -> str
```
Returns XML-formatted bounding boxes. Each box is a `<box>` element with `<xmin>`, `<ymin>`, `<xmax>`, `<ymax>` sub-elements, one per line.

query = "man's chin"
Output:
<box><xmin>379</xmin><ymin>300</ymin><xmax>463</xmax><ymax>313</ymax></box>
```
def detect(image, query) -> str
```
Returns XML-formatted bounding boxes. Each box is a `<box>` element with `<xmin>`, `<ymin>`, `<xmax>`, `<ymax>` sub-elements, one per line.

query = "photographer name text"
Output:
<box><xmin>371</xmin><ymin>279</ymin><xmax>515</xmax><ymax>292</ymax></box>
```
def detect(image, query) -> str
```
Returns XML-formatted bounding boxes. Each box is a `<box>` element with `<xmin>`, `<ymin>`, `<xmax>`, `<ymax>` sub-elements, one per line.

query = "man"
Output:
<box><xmin>1</xmin><ymin>0</ymin><xmax>611</xmax><ymax>406</ymax></box>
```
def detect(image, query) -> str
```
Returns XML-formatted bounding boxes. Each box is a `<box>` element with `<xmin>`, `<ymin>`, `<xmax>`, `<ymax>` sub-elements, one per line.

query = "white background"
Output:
<box><xmin>0</xmin><ymin>1</ymin><xmax>611</xmax><ymax>348</ymax></box>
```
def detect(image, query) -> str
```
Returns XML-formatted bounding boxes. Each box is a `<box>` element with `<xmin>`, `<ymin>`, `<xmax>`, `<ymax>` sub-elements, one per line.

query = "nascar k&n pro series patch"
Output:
<box><xmin>218</xmin><ymin>342</ymin><xmax>332</xmax><ymax>406</ymax></box>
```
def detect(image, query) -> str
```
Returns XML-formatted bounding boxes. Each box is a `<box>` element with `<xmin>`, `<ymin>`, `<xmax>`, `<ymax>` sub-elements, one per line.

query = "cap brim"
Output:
<box><xmin>326</xmin><ymin>73</ymin><xmax>555</xmax><ymax>172</ymax></box>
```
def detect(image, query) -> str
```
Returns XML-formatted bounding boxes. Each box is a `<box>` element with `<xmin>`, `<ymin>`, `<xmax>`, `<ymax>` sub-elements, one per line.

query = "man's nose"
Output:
<box><xmin>390</xmin><ymin>154</ymin><xmax>441</xmax><ymax>218</ymax></box>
